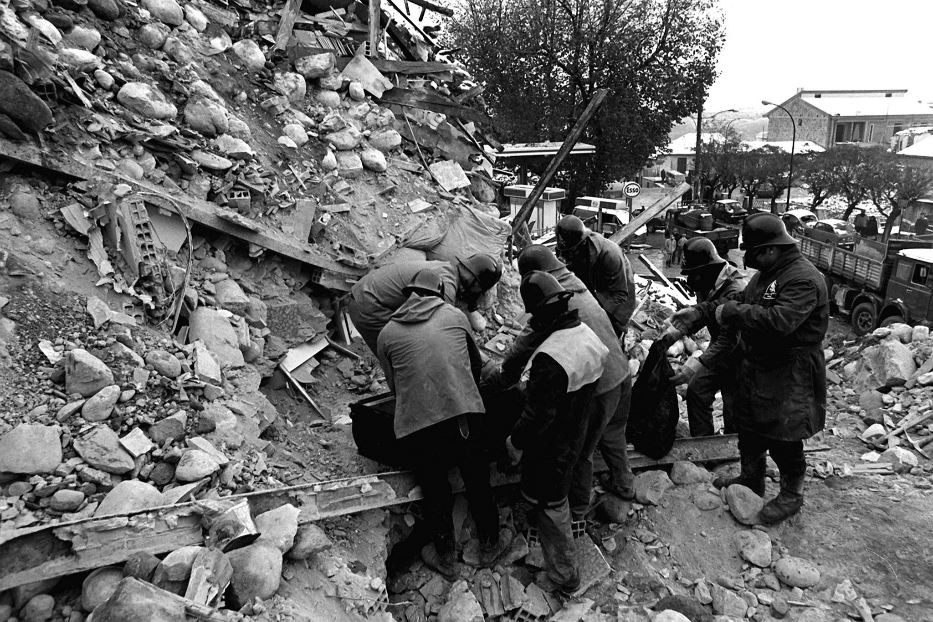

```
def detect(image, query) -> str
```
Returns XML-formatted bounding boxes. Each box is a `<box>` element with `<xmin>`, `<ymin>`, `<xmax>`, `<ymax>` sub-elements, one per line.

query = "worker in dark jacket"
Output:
<box><xmin>555</xmin><ymin>215</ymin><xmax>636</xmax><ymax>337</ymax></box>
<box><xmin>349</xmin><ymin>254</ymin><xmax>502</xmax><ymax>354</ymax></box>
<box><xmin>505</xmin><ymin>271</ymin><xmax>608</xmax><ymax>593</ymax></box>
<box><xmin>671</xmin><ymin>214</ymin><xmax>828</xmax><ymax>524</ymax></box>
<box><xmin>377</xmin><ymin>270</ymin><xmax>501</xmax><ymax>577</ymax></box>
<box><xmin>487</xmin><ymin>244</ymin><xmax>635</xmax><ymax>517</ymax></box>
<box><xmin>661</xmin><ymin>238</ymin><xmax>748</xmax><ymax>436</ymax></box>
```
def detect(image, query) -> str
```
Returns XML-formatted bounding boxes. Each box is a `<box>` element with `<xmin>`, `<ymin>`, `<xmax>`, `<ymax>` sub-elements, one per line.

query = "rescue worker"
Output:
<box><xmin>487</xmin><ymin>245</ymin><xmax>635</xmax><ymax>518</ymax></box>
<box><xmin>669</xmin><ymin>214</ymin><xmax>828</xmax><ymax>524</ymax></box>
<box><xmin>660</xmin><ymin>238</ymin><xmax>747</xmax><ymax>436</ymax></box>
<box><xmin>915</xmin><ymin>213</ymin><xmax>928</xmax><ymax>236</ymax></box>
<box><xmin>348</xmin><ymin>253</ymin><xmax>502</xmax><ymax>355</ymax></box>
<box><xmin>505</xmin><ymin>271</ymin><xmax>608</xmax><ymax>593</ymax></box>
<box><xmin>376</xmin><ymin>270</ymin><xmax>502</xmax><ymax>578</ymax></box>
<box><xmin>555</xmin><ymin>215</ymin><xmax>636</xmax><ymax>337</ymax></box>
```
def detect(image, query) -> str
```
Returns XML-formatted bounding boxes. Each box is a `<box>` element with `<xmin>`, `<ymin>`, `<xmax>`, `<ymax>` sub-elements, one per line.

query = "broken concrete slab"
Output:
<box><xmin>0</xmin><ymin>423</ymin><xmax>62</xmax><ymax>474</ymax></box>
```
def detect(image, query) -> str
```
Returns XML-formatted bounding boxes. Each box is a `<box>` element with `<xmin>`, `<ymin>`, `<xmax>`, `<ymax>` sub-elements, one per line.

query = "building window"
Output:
<box><xmin>814</xmin><ymin>94</ymin><xmax>822</xmax><ymax>98</ymax></box>
<box><xmin>676</xmin><ymin>157</ymin><xmax>687</xmax><ymax>173</ymax></box>
<box><xmin>911</xmin><ymin>263</ymin><xmax>929</xmax><ymax>286</ymax></box>
<box><xmin>893</xmin><ymin>125</ymin><xmax>903</xmax><ymax>135</ymax></box>
<box><xmin>797</xmin><ymin>118</ymin><xmax>802</xmax><ymax>126</ymax></box>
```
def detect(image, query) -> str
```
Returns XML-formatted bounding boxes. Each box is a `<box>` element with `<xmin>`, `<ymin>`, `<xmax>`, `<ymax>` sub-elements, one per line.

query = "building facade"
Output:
<box><xmin>764</xmin><ymin>89</ymin><xmax>933</xmax><ymax>149</ymax></box>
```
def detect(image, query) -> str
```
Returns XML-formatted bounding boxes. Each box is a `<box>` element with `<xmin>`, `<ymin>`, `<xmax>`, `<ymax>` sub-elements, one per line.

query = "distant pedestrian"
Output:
<box><xmin>866</xmin><ymin>216</ymin><xmax>879</xmax><ymax>239</ymax></box>
<box><xmin>663</xmin><ymin>232</ymin><xmax>676</xmax><ymax>267</ymax></box>
<box><xmin>674</xmin><ymin>234</ymin><xmax>686</xmax><ymax>265</ymax></box>
<box><xmin>916</xmin><ymin>214</ymin><xmax>929</xmax><ymax>236</ymax></box>
<box><xmin>854</xmin><ymin>210</ymin><xmax>868</xmax><ymax>237</ymax></box>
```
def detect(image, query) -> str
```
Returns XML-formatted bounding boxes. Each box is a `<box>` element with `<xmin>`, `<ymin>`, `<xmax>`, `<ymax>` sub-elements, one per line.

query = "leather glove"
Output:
<box><xmin>670</xmin><ymin>355</ymin><xmax>704</xmax><ymax>386</ymax></box>
<box><xmin>505</xmin><ymin>435</ymin><xmax>523</xmax><ymax>466</ymax></box>
<box><xmin>670</xmin><ymin>306</ymin><xmax>701</xmax><ymax>333</ymax></box>
<box><xmin>658</xmin><ymin>324</ymin><xmax>683</xmax><ymax>349</ymax></box>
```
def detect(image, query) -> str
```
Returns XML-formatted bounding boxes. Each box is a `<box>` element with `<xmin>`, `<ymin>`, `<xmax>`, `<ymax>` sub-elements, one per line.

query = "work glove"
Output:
<box><xmin>670</xmin><ymin>306</ymin><xmax>701</xmax><ymax>333</ymax></box>
<box><xmin>715</xmin><ymin>300</ymin><xmax>740</xmax><ymax>327</ymax></box>
<box><xmin>670</xmin><ymin>355</ymin><xmax>704</xmax><ymax>386</ymax></box>
<box><xmin>658</xmin><ymin>324</ymin><xmax>684</xmax><ymax>349</ymax></box>
<box><xmin>504</xmin><ymin>435</ymin><xmax>523</xmax><ymax>466</ymax></box>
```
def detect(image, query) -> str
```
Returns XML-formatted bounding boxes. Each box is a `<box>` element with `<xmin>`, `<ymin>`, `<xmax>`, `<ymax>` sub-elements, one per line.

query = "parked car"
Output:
<box><xmin>781</xmin><ymin>209</ymin><xmax>818</xmax><ymax>233</ymax></box>
<box><xmin>710</xmin><ymin>199</ymin><xmax>747</xmax><ymax>226</ymax></box>
<box><xmin>812</xmin><ymin>218</ymin><xmax>856</xmax><ymax>249</ymax></box>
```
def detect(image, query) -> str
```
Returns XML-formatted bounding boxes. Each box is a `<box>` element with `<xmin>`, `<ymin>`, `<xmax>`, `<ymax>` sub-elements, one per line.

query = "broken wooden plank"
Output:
<box><xmin>378</xmin><ymin>87</ymin><xmax>496</xmax><ymax>126</ymax></box>
<box><xmin>637</xmin><ymin>253</ymin><xmax>692</xmax><ymax>308</ymax></box>
<box><xmin>368</xmin><ymin>0</ymin><xmax>381</xmax><ymax>57</ymax></box>
<box><xmin>273</xmin><ymin>0</ymin><xmax>303</xmax><ymax>52</ymax></box>
<box><xmin>0</xmin><ymin>138</ymin><xmax>364</xmax><ymax>291</ymax></box>
<box><xmin>454</xmin><ymin>84</ymin><xmax>485</xmax><ymax>104</ymax></box>
<box><xmin>511</xmin><ymin>89</ymin><xmax>607</xmax><ymax>236</ymax></box>
<box><xmin>292</xmin><ymin>47</ymin><xmax>455</xmax><ymax>74</ymax></box>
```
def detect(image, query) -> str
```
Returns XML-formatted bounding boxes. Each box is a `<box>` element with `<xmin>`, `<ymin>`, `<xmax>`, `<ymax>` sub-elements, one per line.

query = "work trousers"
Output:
<box><xmin>532</xmin><ymin>500</ymin><xmax>577</xmax><ymax>588</ymax></box>
<box><xmin>598</xmin><ymin>376</ymin><xmax>635</xmax><ymax>498</ymax></box>
<box><xmin>686</xmin><ymin>365</ymin><xmax>736</xmax><ymax>437</ymax></box>
<box><xmin>739</xmin><ymin>431</ymin><xmax>806</xmax><ymax>479</ymax></box>
<box><xmin>401</xmin><ymin>415</ymin><xmax>499</xmax><ymax>553</ymax></box>
<box><xmin>569</xmin><ymin>384</ymin><xmax>621</xmax><ymax>518</ymax></box>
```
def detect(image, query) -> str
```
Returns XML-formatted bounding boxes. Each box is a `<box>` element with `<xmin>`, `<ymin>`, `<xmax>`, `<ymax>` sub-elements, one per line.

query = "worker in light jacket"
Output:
<box><xmin>377</xmin><ymin>270</ymin><xmax>502</xmax><ymax>578</ymax></box>
<box><xmin>669</xmin><ymin>214</ymin><xmax>828</xmax><ymax>524</ymax></box>
<box><xmin>504</xmin><ymin>271</ymin><xmax>608</xmax><ymax>593</ymax></box>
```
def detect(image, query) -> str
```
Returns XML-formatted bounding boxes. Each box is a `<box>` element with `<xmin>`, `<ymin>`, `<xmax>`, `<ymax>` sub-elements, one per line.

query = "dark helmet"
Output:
<box><xmin>403</xmin><ymin>269</ymin><xmax>444</xmax><ymax>297</ymax></box>
<box><xmin>517</xmin><ymin>244</ymin><xmax>564</xmax><ymax>276</ymax></box>
<box><xmin>520</xmin><ymin>270</ymin><xmax>572</xmax><ymax>314</ymax></box>
<box><xmin>457</xmin><ymin>253</ymin><xmax>502</xmax><ymax>290</ymax></box>
<box><xmin>556</xmin><ymin>215</ymin><xmax>586</xmax><ymax>252</ymax></box>
<box><xmin>681</xmin><ymin>237</ymin><xmax>726</xmax><ymax>274</ymax></box>
<box><xmin>740</xmin><ymin>213</ymin><xmax>797</xmax><ymax>250</ymax></box>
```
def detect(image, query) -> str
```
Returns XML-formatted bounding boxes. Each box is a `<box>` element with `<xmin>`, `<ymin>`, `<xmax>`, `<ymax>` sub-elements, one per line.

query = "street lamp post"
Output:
<box><xmin>762</xmin><ymin>100</ymin><xmax>796</xmax><ymax>212</ymax></box>
<box><xmin>693</xmin><ymin>106</ymin><xmax>738</xmax><ymax>204</ymax></box>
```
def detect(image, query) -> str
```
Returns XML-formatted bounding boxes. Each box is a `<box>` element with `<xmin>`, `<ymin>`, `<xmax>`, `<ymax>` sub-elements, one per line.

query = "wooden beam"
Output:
<box><xmin>394</xmin><ymin>0</ymin><xmax>453</xmax><ymax>17</ymax></box>
<box><xmin>291</xmin><ymin>47</ymin><xmax>456</xmax><ymax>74</ymax></box>
<box><xmin>607</xmin><ymin>182</ymin><xmax>690</xmax><ymax>245</ymax></box>
<box><xmin>273</xmin><ymin>0</ymin><xmax>303</xmax><ymax>52</ymax></box>
<box><xmin>453</xmin><ymin>84</ymin><xmax>485</xmax><ymax>104</ymax></box>
<box><xmin>510</xmin><ymin>89</ymin><xmax>608</xmax><ymax>236</ymax></box>
<box><xmin>637</xmin><ymin>254</ymin><xmax>691</xmax><ymax>308</ymax></box>
<box><xmin>368</xmin><ymin>0</ymin><xmax>381</xmax><ymax>57</ymax></box>
<box><xmin>378</xmin><ymin>87</ymin><xmax>495</xmax><ymax>126</ymax></box>
<box><xmin>0</xmin><ymin>138</ymin><xmax>364</xmax><ymax>291</ymax></box>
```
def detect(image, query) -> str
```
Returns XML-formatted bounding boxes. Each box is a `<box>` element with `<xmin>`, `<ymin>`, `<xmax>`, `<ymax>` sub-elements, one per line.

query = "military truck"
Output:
<box><xmin>664</xmin><ymin>206</ymin><xmax>740</xmax><ymax>257</ymax></box>
<box><xmin>794</xmin><ymin>229</ymin><xmax>933</xmax><ymax>335</ymax></box>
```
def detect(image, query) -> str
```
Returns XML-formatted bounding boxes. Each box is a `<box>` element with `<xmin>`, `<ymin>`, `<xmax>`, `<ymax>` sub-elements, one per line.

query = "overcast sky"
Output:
<box><xmin>705</xmin><ymin>0</ymin><xmax>933</xmax><ymax>112</ymax></box>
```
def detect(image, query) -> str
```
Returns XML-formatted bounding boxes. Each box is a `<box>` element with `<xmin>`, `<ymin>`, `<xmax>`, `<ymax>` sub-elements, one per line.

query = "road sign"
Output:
<box><xmin>622</xmin><ymin>181</ymin><xmax>641</xmax><ymax>198</ymax></box>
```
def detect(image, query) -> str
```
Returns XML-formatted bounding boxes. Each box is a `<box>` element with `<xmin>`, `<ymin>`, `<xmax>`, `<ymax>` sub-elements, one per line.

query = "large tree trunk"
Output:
<box><xmin>770</xmin><ymin>194</ymin><xmax>779</xmax><ymax>214</ymax></box>
<box><xmin>842</xmin><ymin>204</ymin><xmax>858</xmax><ymax>220</ymax></box>
<box><xmin>881</xmin><ymin>207</ymin><xmax>900</xmax><ymax>242</ymax></box>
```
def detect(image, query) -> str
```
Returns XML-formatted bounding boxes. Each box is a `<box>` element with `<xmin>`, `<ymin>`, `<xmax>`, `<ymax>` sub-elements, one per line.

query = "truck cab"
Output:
<box><xmin>884</xmin><ymin>249</ymin><xmax>933</xmax><ymax>326</ymax></box>
<box><xmin>710</xmin><ymin>199</ymin><xmax>747</xmax><ymax>226</ymax></box>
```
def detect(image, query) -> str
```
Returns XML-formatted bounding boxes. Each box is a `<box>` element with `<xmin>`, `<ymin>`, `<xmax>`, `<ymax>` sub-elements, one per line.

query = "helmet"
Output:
<box><xmin>556</xmin><ymin>215</ymin><xmax>586</xmax><ymax>252</ymax></box>
<box><xmin>403</xmin><ymin>269</ymin><xmax>444</xmax><ymax>298</ymax></box>
<box><xmin>520</xmin><ymin>270</ymin><xmax>572</xmax><ymax>314</ymax></box>
<box><xmin>740</xmin><ymin>213</ymin><xmax>797</xmax><ymax>250</ymax></box>
<box><xmin>458</xmin><ymin>253</ymin><xmax>502</xmax><ymax>290</ymax></box>
<box><xmin>517</xmin><ymin>244</ymin><xmax>564</xmax><ymax>276</ymax></box>
<box><xmin>681</xmin><ymin>237</ymin><xmax>726</xmax><ymax>274</ymax></box>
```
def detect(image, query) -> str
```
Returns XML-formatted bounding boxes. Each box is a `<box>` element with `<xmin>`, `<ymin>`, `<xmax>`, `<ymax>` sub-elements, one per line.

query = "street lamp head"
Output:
<box><xmin>761</xmin><ymin>100</ymin><xmax>774</xmax><ymax>106</ymax></box>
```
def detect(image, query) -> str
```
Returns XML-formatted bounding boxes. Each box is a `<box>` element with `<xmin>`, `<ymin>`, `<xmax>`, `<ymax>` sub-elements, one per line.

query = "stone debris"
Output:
<box><xmin>734</xmin><ymin>529</ymin><xmax>772</xmax><ymax>567</ymax></box>
<box><xmin>634</xmin><ymin>469</ymin><xmax>674</xmax><ymax>505</ymax></box>
<box><xmin>0</xmin><ymin>423</ymin><xmax>62</xmax><ymax>474</ymax></box>
<box><xmin>773</xmin><ymin>556</ymin><xmax>821</xmax><ymax>588</ymax></box>
<box><xmin>723</xmin><ymin>484</ymin><xmax>764</xmax><ymax>525</ymax></box>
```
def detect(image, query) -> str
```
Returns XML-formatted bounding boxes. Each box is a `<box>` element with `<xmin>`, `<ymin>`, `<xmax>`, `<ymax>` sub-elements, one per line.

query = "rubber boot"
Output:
<box><xmin>421</xmin><ymin>542</ymin><xmax>457</xmax><ymax>580</ymax></box>
<box><xmin>759</xmin><ymin>474</ymin><xmax>805</xmax><ymax>524</ymax></box>
<box><xmin>712</xmin><ymin>452</ymin><xmax>767</xmax><ymax>496</ymax></box>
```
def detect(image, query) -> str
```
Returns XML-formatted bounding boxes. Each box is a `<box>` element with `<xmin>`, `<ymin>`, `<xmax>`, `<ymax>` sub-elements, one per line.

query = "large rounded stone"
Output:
<box><xmin>226</xmin><ymin>543</ymin><xmax>282</xmax><ymax>608</ymax></box>
<box><xmin>64</xmin><ymin>25</ymin><xmax>102</xmax><ymax>50</ymax></box>
<box><xmin>137</xmin><ymin>23</ymin><xmax>168</xmax><ymax>49</ymax></box>
<box><xmin>295</xmin><ymin>52</ymin><xmax>334</xmax><ymax>79</ymax></box>
<box><xmin>174</xmin><ymin>449</ymin><xmax>220</xmax><ymax>482</ymax></box>
<box><xmin>82</xmin><ymin>567</ymin><xmax>124</xmax><ymax>612</ymax></box>
<box><xmin>74</xmin><ymin>426</ymin><xmax>135</xmax><ymax>474</ymax></box>
<box><xmin>95</xmin><ymin>480</ymin><xmax>164</xmax><ymax>516</ymax></box>
<box><xmin>368</xmin><ymin>127</ymin><xmax>401</xmax><ymax>152</ymax></box>
<box><xmin>145</xmin><ymin>349</ymin><xmax>181</xmax><ymax>379</ymax></box>
<box><xmin>0</xmin><ymin>423</ymin><xmax>62</xmax><ymax>474</ymax></box>
<box><xmin>634</xmin><ymin>470</ymin><xmax>673</xmax><ymax>505</ymax></box>
<box><xmin>274</xmin><ymin>72</ymin><xmax>306</xmax><ymax>103</ymax></box>
<box><xmin>50</xmin><ymin>489</ymin><xmax>85</xmax><ymax>512</ymax></box>
<box><xmin>142</xmin><ymin>0</ymin><xmax>183</xmax><ymax>26</ymax></box>
<box><xmin>325</xmin><ymin>126</ymin><xmax>362</xmax><ymax>150</ymax></box>
<box><xmin>670</xmin><ymin>461</ymin><xmax>712</xmax><ymax>485</ymax></box>
<box><xmin>117</xmin><ymin>82</ymin><xmax>177</xmax><ymax>120</ymax></box>
<box><xmin>88</xmin><ymin>0</ymin><xmax>120</xmax><ymax>20</ymax></box>
<box><xmin>335</xmin><ymin>151</ymin><xmax>363</xmax><ymax>178</ymax></box>
<box><xmin>232</xmin><ymin>39</ymin><xmax>265</xmax><ymax>71</ymax></box>
<box><xmin>360</xmin><ymin>147</ymin><xmax>387</xmax><ymax>172</ymax></box>
<box><xmin>184</xmin><ymin>5</ymin><xmax>208</xmax><ymax>30</ymax></box>
<box><xmin>283</xmin><ymin>123</ymin><xmax>308</xmax><ymax>147</ymax></box>
<box><xmin>287</xmin><ymin>523</ymin><xmax>333</xmax><ymax>560</ymax></box>
<box><xmin>184</xmin><ymin>97</ymin><xmax>228</xmax><ymax>137</ymax></box>
<box><xmin>773</xmin><ymin>556</ymin><xmax>821</xmax><ymax>588</ymax></box>
<box><xmin>255</xmin><ymin>504</ymin><xmax>300</xmax><ymax>553</ymax></box>
<box><xmin>724</xmin><ymin>484</ymin><xmax>763</xmax><ymax>525</ymax></box>
<box><xmin>20</xmin><ymin>594</ymin><xmax>55</xmax><ymax>622</ymax></box>
<box><xmin>314</xmin><ymin>89</ymin><xmax>341</xmax><ymax>108</ymax></box>
<box><xmin>81</xmin><ymin>384</ymin><xmax>121</xmax><ymax>422</ymax></box>
<box><xmin>66</xmin><ymin>348</ymin><xmax>114</xmax><ymax>397</ymax></box>
<box><xmin>734</xmin><ymin>529</ymin><xmax>772</xmax><ymax>567</ymax></box>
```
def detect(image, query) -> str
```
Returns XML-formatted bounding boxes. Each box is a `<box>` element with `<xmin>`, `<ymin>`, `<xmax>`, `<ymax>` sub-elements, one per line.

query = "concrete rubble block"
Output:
<box><xmin>368</xmin><ymin>127</ymin><xmax>402</xmax><ymax>153</ymax></box>
<box><xmin>724</xmin><ymin>484</ymin><xmax>763</xmax><ymax>525</ymax></box>
<box><xmin>154</xmin><ymin>545</ymin><xmax>203</xmax><ymax>584</ymax></box>
<box><xmin>117</xmin><ymin>82</ymin><xmax>177</xmax><ymax>120</ymax></box>
<box><xmin>912</xmin><ymin>325</ymin><xmax>930</xmax><ymax>343</ymax></box>
<box><xmin>287</xmin><ymin>523</ymin><xmax>333</xmax><ymax>559</ymax></box>
<box><xmin>879</xmin><ymin>446</ymin><xmax>919</xmax><ymax>473</ymax></box>
<box><xmin>634</xmin><ymin>469</ymin><xmax>673</xmax><ymax>505</ymax></box>
<box><xmin>95</xmin><ymin>479</ymin><xmax>164</xmax><ymax>515</ymax></box>
<box><xmin>186</xmin><ymin>436</ymin><xmax>228</xmax><ymax>466</ymax></box>
<box><xmin>0</xmin><ymin>423</ymin><xmax>62</xmax><ymax>474</ymax></box>
<box><xmin>325</xmin><ymin>125</ymin><xmax>363</xmax><ymax>151</ymax></box>
<box><xmin>361</xmin><ymin>147</ymin><xmax>387</xmax><ymax>172</ymax></box>
<box><xmin>92</xmin><ymin>577</ymin><xmax>186</xmax><ymax>621</ymax></box>
<box><xmin>734</xmin><ymin>529</ymin><xmax>772</xmax><ymax>567</ymax></box>
<box><xmin>120</xmin><ymin>427</ymin><xmax>154</xmax><ymax>457</ymax></box>
<box><xmin>147</xmin><ymin>411</ymin><xmax>188</xmax><ymax>445</ymax></box>
<box><xmin>213</xmin><ymin>134</ymin><xmax>253</xmax><ymax>160</ymax></box>
<box><xmin>709</xmin><ymin>582</ymin><xmax>748</xmax><ymax>618</ymax></box>
<box><xmin>81</xmin><ymin>384</ymin><xmax>121</xmax><ymax>422</ymax></box>
<box><xmin>125</xmin><ymin>552</ymin><xmax>162</xmax><ymax>582</ymax></box>
<box><xmin>82</xmin><ymin>566</ymin><xmax>124</xmax><ymax>612</ymax></box>
<box><xmin>50</xmin><ymin>488</ymin><xmax>85</xmax><ymax>512</ymax></box>
<box><xmin>174</xmin><ymin>449</ymin><xmax>220</xmax><ymax>482</ymax></box>
<box><xmin>773</xmin><ymin>556</ymin><xmax>821</xmax><ymax>588</ymax></box>
<box><xmin>858</xmin><ymin>339</ymin><xmax>917</xmax><ymax>390</ymax></box>
<box><xmin>213</xmin><ymin>279</ymin><xmax>249</xmax><ymax>313</ymax></box>
<box><xmin>137</xmin><ymin>22</ymin><xmax>168</xmax><ymax>49</ymax></box>
<box><xmin>321</xmin><ymin>150</ymin><xmax>337</xmax><ymax>171</ymax></box>
<box><xmin>226</xmin><ymin>114</ymin><xmax>252</xmax><ymax>141</ymax></box>
<box><xmin>225</xmin><ymin>542</ymin><xmax>283</xmax><ymax>608</ymax></box>
<box><xmin>108</xmin><ymin>341</ymin><xmax>144</xmax><ymax>368</ymax></box>
<box><xmin>20</xmin><ymin>594</ymin><xmax>55</xmax><ymax>622</ymax></box>
<box><xmin>670</xmin><ymin>460</ymin><xmax>713</xmax><ymax>485</ymax></box>
<box><xmin>74</xmin><ymin>425</ymin><xmax>135</xmax><ymax>474</ymax></box>
<box><xmin>888</xmin><ymin>322</ymin><xmax>913</xmax><ymax>343</ymax></box>
<box><xmin>437</xmin><ymin>580</ymin><xmax>483</xmax><ymax>622</ymax></box>
<box><xmin>295</xmin><ymin>52</ymin><xmax>335</xmax><ymax>79</ymax></box>
<box><xmin>162</xmin><ymin>37</ymin><xmax>193</xmax><ymax>65</ymax></box>
<box><xmin>336</xmin><ymin>151</ymin><xmax>363</xmax><ymax>178</ymax></box>
<box><xmin>278</xmin><ymin>135</ymin><xmax>298</xmax><ymax>149</ymax></box>
<box><xmin>188</xmin><ymin>308</ymin><xmax>245</xmax><ymax>368</ymax></box>
<box><xmin>254</xmin><ymin>504</ymin><xmax>300</xmax><ymax>553</ymax></box>
<box><xmin>232</xmin><ymin>39</ymin><xmax>266</xmax><ymax>72</ymax></box>
<box><xmin>348</xmin><ymin>80</ymin><xmax>365</xmax><ymax>101</ymax></box>
<box><xmin>274</xmin><ymin>71</ymin><xmax>306</xmax><ymax>102</ymax></box>
<box><xmin>318</xmin><ymin>71</ymin><xmax>343</xmax><ymax>91</ymax></box>
<box><xmin>66</xmin><ymin>348</ymin><xmax>114</xmax><ymax>397</ymax></box>
<box><xmin>192</xmin><ymin>341</ymin><xmax>222</xmax><ymax>385</ymax></box>
<box><xmin>184</xmin><ymin>97</ymin><xmax>228</xmax><ymax>137</ymax></box>
<box><xmin>142</xmin><ymin>0</ymin><xmax>183</xmax><ymax>26</ymax></box>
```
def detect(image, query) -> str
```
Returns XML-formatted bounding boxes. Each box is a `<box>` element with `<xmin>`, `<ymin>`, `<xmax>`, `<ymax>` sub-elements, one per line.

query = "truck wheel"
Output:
<box><xmin>851</xmin><ymin>302</ymin><xmax>877</xmax><ymax>336</ymax></box>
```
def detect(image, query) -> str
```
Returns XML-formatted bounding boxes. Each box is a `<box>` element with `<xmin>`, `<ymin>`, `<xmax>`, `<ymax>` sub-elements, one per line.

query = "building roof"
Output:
<box><xmin>742</xmin><ymin>140</ymin><xmax>824</xmax><ymax>153</ymax></box>
<box><xmin>663</xmin><ymin>132</ymin><xmax>724</xmax><ymax>156</ymax></box>
<box><xmin>782</xmin><ymin>91</ymin><xmax>933</xmax><ymax>118</ymax></box>
<box><xmin>899</xmin><ymin>139</ymin><xmax>933</xmax><ymax>158</ymax></box>
<box><xmin>898</xmin><ymin>248</ymin><xmax>933</xmax><ymax>263</ymax></box>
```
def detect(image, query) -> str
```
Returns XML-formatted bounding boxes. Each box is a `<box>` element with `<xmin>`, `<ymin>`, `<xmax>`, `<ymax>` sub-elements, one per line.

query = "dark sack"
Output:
<box><xmin>627</xmin><ymin>340</ymin><xmax>679</xmax><ymax>459</ymax></box>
